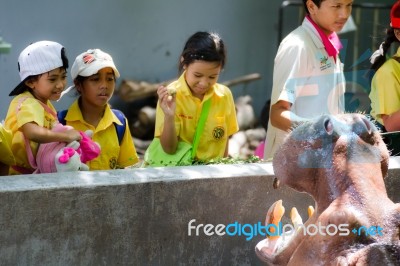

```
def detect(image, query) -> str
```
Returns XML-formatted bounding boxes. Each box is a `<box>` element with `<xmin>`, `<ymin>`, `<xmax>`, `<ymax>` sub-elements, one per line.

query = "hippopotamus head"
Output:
<box><xmin>256</xmin><ymin>114</ymin><xmax>400</xmax><ymax>265</ymax></box>
<box><xmin>273</xmin><ymin>113</ymin><xmax>389</xmax><ymax>197</ymax></box>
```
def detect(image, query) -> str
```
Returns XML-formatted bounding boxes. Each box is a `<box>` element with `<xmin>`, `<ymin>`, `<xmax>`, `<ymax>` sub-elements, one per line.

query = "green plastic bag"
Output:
<box><xmin>144</xmin><ymin>138</ymin><xmax>193</xmax><ymax>167</ymax></box>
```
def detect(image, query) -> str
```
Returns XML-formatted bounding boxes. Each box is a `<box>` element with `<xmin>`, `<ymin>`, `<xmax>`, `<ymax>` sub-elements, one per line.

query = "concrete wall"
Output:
<box><xmin>0</xmin><ymin>159</ymin><xmax>398</xmax><ymax>266</ymax></box>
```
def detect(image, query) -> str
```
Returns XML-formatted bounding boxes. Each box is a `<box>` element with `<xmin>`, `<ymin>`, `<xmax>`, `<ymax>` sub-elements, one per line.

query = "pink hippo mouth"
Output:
<box><xmin>256</xmin><ymin>114</ymin><xmax>398</xmax><ymax>265</ymax></box>
<box><xmin>255</xmin><ymin>199</ymin><xmax>313</xmax><ymax>263</ymax></box>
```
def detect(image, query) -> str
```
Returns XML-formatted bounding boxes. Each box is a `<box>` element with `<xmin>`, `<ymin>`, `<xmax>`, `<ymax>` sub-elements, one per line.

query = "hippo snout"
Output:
<box><xmin>260</xmin><ymin>113</ymin><xmax>397</xmax><ymax>266</ymax></box>
<box><xmin>328</xmin><ymin>114</ymin><xmax>376</xmax><ymax>137</ymax></box>
<box><xmin>321</xmin><ymin>114</ymin><xmax>379</xmax><ymax>145</ymax></box>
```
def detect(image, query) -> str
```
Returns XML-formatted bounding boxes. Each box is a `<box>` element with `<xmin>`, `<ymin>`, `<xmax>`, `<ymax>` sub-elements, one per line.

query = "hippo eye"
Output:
<box><xmin>324</xmin><ymin>119</ymin><xmax>334</xmax><ymax>135</ymax></box>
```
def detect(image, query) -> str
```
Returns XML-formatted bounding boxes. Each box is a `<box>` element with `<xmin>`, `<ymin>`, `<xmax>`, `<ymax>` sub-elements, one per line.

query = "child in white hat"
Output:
<box><xmin>4</xmin><ymin>40</ymin><xmax>82</xmax><ymax>175</ymax></box>
<box><xmin>58</xmin><ymin>49</ymin><xmax>139</xmax><ymax>170</ymax></box>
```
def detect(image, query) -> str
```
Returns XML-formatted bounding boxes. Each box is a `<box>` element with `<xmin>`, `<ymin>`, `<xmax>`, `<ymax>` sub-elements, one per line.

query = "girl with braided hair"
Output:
<box><xmin>369</xmin><ymin>1</ymin><xmax>400</xmax><ymax>132</ymax></box>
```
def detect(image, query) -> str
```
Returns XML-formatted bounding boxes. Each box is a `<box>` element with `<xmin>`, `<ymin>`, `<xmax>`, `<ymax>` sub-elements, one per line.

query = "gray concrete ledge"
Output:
<box><xmin>0</xmin><ymin>158</ymin><xmax>399</xmax><ymax>265</ymax></box>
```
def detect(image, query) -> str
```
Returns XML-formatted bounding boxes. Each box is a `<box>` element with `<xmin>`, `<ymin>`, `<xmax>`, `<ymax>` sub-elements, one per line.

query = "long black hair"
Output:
<box><xmin>370</xmin><ymin>28</ymin><xmax>400</xmax><ymax>72</ymax></box>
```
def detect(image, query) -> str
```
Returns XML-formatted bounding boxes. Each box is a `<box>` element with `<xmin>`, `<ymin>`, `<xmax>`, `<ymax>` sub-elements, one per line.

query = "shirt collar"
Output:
<box><xmin>66</xmin><ymin>99</ymin><xmax>121</xmax><ymax>127</ymax></box>
<box><xmin>305</xmin><ymin>15</ymin><xmax>342</xmax><ymax>59</ymax></box>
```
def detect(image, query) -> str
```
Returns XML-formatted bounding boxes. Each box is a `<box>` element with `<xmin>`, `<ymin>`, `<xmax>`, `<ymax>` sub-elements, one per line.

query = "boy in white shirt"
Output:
<box><xmin>264</xmin><ymin>0</ymin><xmax>353</xmax><ymax>160</ymax></box>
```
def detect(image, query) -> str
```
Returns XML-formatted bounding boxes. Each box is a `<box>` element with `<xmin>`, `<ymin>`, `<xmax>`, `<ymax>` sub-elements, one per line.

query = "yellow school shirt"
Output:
<box><xmin>64</xmin><ymin>99</ymin><xmax>139</xmax><ymax>170</ymax></box>
<box><xmin>5</xmin><ymin>91</ymin><xmax>58</xmax><ymax>174</ymax></box>
<box><xmin>0</xmin><ymin>124</ymin><xmax>14</xmax><ymax>166</ymax></box>
<box><xmin>369</xmin><ymin>47</ymin><xmax>400</xmax><ymax>125</ymax></box>
<box><xmin>155</xmin><ymin>73</ymin><xmax>239</xmax><ymax>160</ymax></box>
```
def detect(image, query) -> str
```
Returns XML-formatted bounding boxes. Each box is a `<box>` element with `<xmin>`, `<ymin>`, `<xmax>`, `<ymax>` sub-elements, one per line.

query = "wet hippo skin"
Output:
<box><xmin>256</xmin><ymin>114</ymin><xmax>400</xmax><ymax>265</ymax></box>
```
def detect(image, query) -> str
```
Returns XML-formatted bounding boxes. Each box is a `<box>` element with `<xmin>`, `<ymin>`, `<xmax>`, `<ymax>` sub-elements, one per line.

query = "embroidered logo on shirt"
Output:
<box><xmin>178</xmin><ymin>114</ymin><xmax>193</xmax><ymax>119</ymax></box>
<box><xmin>213</xmin><ymin>126</ymin><xmax>225</xmax><ymax>140</ymax></box>
<box><xmin>320</xmin><ymin>56</ymin><xmax>332</xmax><ymax>71</ymax></box>
<box><xmin>109</xmin><ymin>157</ymin><xmax>118</xmax><ymax>169</ymax></box>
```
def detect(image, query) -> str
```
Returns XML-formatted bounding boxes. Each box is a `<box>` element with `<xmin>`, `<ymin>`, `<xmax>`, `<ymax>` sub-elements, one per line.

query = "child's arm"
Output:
<box><xmin>157</xmin><ymin>85</ymin><xmax>178</xmax><ymax>154</ymax></box>
<box><xmin>21</xmin><ymin>122</ymin><xmax>82</xmax><ymax>144</ymax></box>
<box><xmin>270</xmin><ymin>100</ymin><xmax>308</xmax><ymax>132</ymax></box>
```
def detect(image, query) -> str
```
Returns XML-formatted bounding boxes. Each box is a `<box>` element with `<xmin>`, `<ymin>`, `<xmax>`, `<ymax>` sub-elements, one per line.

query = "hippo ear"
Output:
<box><xmin>324</xmin><ymin>118</ymin><xmax>334</xmax><ymax>135</ymax></box>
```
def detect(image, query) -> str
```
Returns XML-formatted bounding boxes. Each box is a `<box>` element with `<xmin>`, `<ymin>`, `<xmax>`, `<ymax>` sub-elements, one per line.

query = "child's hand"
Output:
<box><xmin>64</xmin><ymin>129</ymin><xmax>82</xmax><ymax>143</ymax></box>
<box><xmin>157</xmin><ymin>85</ymin><xmax>176</xmax><ymax>117</ymax></box>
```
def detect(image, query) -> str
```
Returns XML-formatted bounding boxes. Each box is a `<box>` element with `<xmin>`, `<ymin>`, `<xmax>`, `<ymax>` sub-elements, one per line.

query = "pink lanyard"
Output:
<box><xmin>306</xmin><ymin>15</ymin><xmax>342</xmax><ymax>61</ymax></box>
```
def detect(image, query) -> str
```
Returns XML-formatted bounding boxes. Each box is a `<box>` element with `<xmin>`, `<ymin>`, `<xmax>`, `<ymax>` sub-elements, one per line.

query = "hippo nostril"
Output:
<box><xmin>361</xmin><ymin>117</ymin><xmax>372</xmax><ymax>135</ymax></box>
<box><xmin>353</xmin><ymin>117</ymin><xmax>373</xmax><ymax>136</ymax></box>
<box><xmin>324</xmin><ymin>119</ymin><xmax>333</xmax><ymax>135</ymax></box>
<box><xmin>273</xmin><ymin>177</ymin><xmax>280</xmax><ymax>189</ymax></box>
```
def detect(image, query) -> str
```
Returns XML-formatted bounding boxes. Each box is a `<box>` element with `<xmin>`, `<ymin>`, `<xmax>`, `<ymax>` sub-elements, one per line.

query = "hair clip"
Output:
<box><xmin>369</xmin><ymin>43</ymin><xmax>384</xmax><ymax>64</ymax></box>
<box><xmin>189</xmin><ymin>53</ymin><xmax>205</xmax><ymax>60</ymax></box>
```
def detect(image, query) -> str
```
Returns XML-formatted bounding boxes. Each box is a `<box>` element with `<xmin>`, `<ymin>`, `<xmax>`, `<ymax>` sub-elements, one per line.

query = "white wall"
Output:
<box><xmin>1</xmin><ymin>0</ymin><xmax>392</xmax><ymax>122</ymax></box>
<box><xmin>0</xmin><ymin>0</ymin><xmax>279</xmax><ymax>120</ymax></box>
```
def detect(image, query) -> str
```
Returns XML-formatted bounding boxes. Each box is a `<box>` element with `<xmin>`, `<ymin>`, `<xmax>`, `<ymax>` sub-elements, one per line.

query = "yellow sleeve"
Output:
<box><xmin>0</xmin><ymin>124</ymin><xmax>15</xmax><ymax>165</ymax></box>
<box><xmin>17</xmin><ymin>98</ymin><xmax>46</xmax><ymax>127</ymax></box>
<box><xmin>370</xmin><ymin>62</ymin><xmax>400</xmax><ymax>122</ymax></box>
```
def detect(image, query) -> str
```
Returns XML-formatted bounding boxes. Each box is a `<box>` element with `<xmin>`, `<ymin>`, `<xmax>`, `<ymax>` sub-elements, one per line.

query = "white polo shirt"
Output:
<box><xmin>264</xmin><ymin>17</ymin><xmax>346</xmax><ymax>160</ymax></box>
